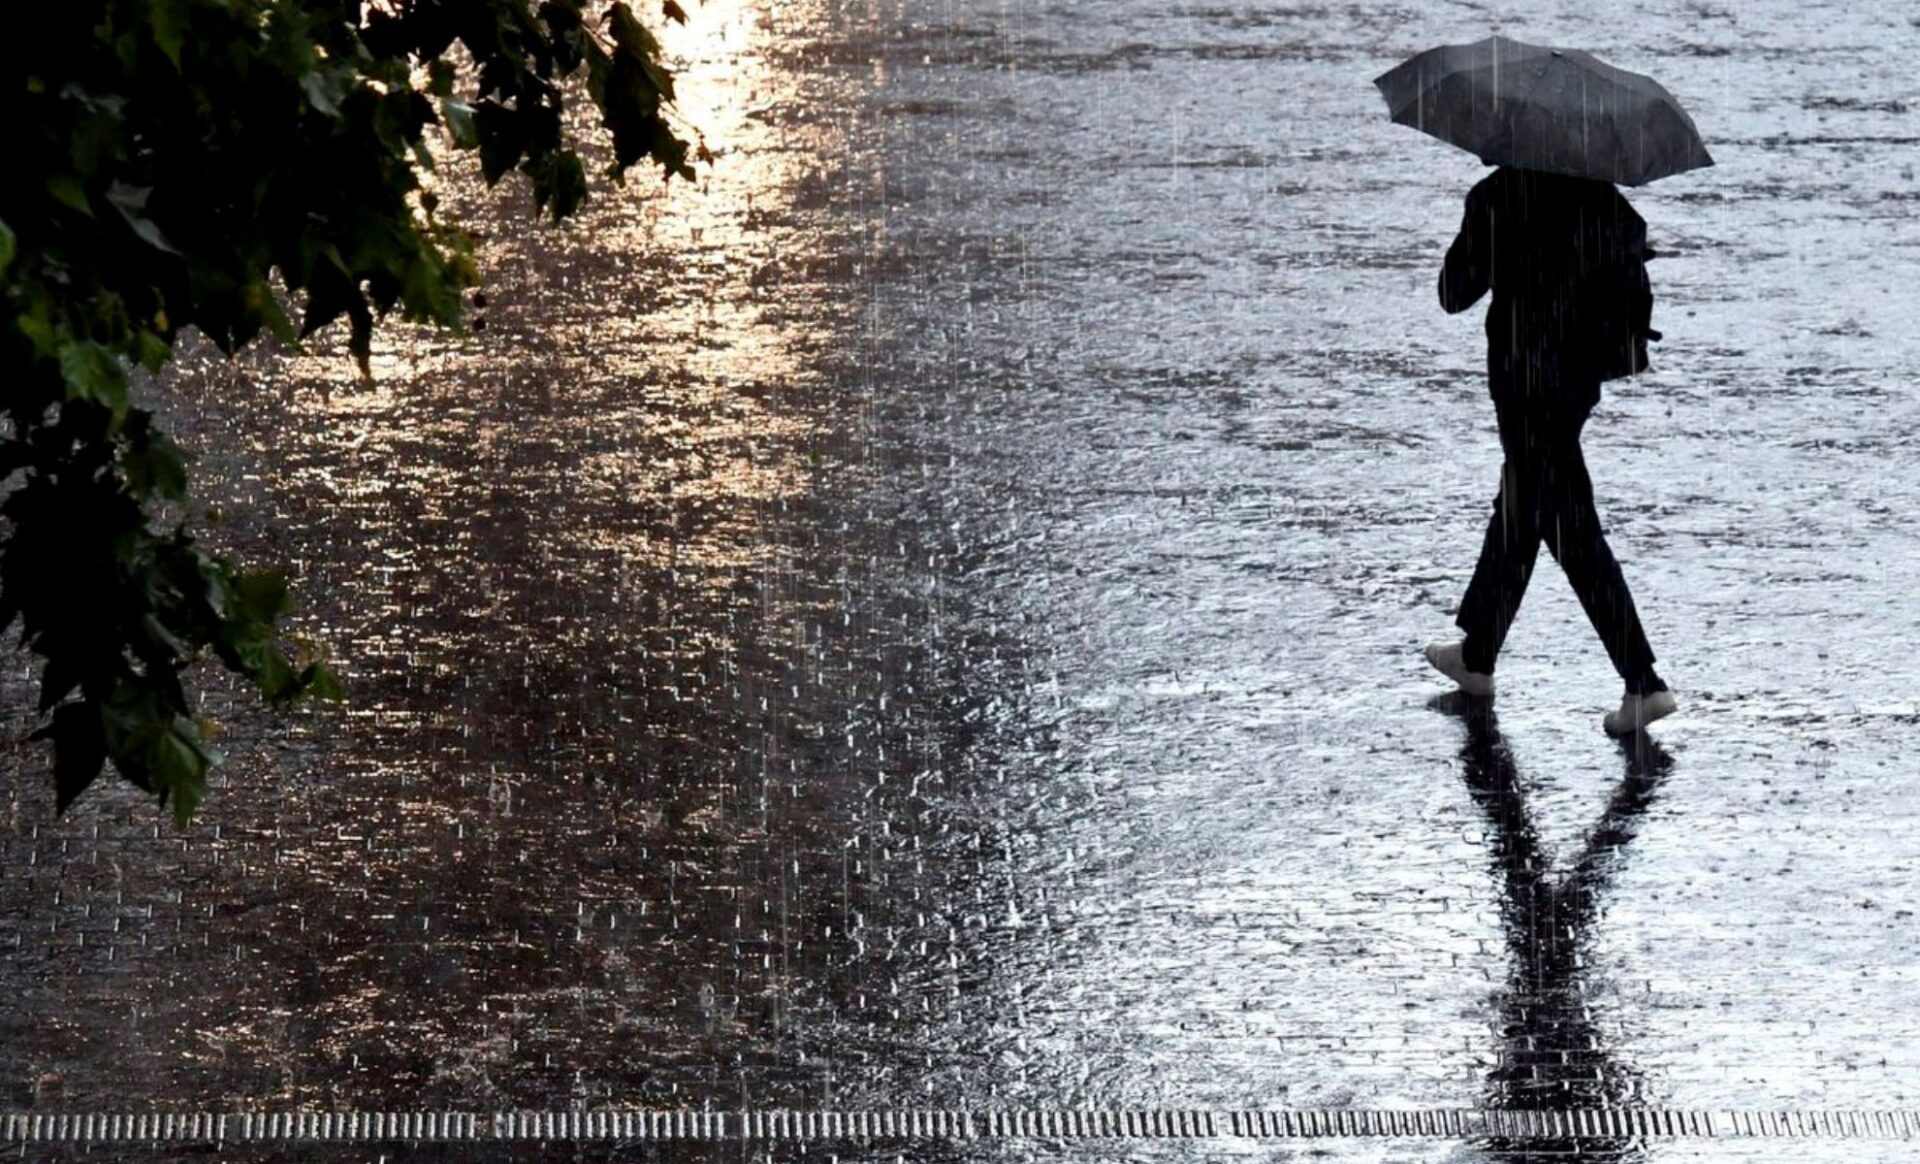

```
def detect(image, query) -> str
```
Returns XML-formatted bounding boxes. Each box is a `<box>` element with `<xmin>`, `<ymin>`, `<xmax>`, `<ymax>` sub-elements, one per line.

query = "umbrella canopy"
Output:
<box><xmin>1374</xmin><ymin>36</ymin><xmax>1713</xmax><ymax>186</ymax></box>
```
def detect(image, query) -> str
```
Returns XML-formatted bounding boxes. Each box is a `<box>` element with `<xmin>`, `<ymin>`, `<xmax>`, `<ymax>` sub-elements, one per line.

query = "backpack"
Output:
<box><xmin>1587</xmin><ymin>235</ymin><xmax>1661</xmax><ymax>383</ymax></box>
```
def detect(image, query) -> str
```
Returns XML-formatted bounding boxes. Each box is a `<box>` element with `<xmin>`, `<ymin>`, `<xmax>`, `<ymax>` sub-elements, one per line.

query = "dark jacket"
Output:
<box><xmin>1440</xmin><ymin>167</ymin><xmax>1656</xmax><ymax>404</ymax></box>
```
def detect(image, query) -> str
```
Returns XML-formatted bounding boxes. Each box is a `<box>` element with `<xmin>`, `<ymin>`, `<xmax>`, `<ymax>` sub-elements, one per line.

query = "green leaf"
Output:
<box><xmin>107</xmin><ymin>181</ymin><xmax>181</xmax><ymax>254</ymax></box>
<box><xmin>0</xmin><ymin>218</ymin><xmax>14</xmax><ymax>276</ymax></box>
<box><xmin>640</xmin><ymin>57</ymin><xmax>676</xmax><ymax>104</ymax></box>
<box><xmin>397</xmin><ymin>255</ymin><xmax>451</xmax><ymax>325</ymax></box>
<box><xmin>554</xmin><ymin>150</ymin><xmax>588</xmax><ymax>219</ymax></box>
<box><xmin>123</xmin><ymin>426</ymin><xmax>190</xmax><ymax>500</ymax></box>
<box><xmin>148</xmin><ymin>717</ymin><xmax>216</xmax><ymax>828</ymax></box>
<box><xmin>297</xmin><ymin>265</ymin><xmax>358</xmax><ymax>337</ymax></box>
<box><xmin>99</xmin><ymin>681</ymin><xmax>163</xmax><ymax>782</ymax></box>
<box><xmin>57</xmin><ymin>341</ymin><xmax>128</xmax><ymax>415</ymax></box>
<box><xmin>46</xmin><ymin>174</ymin><xmax>92</xmax><ymax>216</ymax></box>
<box><xmin>28</xmin><ymin>703</ymin><xmax>108</xmax><ymax>815</ymax></box>
<box><xmin>134</xmin><ymin>329</ymin><xmax>172</xmax><ymax>373</ymax></box>
<box><xmin>245</xmin><ymin>281</ymin><xmax>299</xmax><ymax>345</ymax></box>
<box><xmin>608</xmin><ymin>2</ymin><xmax>663</xmax><ymax>59</ymax></box>
<box><xmin>302</xmin><ymin>660</ymin><xmax>347</xmax><ymax>702</ymax></box>
<box><xmin>37</xmin><ymin>655</ymin><xmax>84</xmax><ymax>714</ymax></box>
<box><xmin>662</xmin><ymin>0</ymin><xmax>688</xmax><ymax>24</ymax></box>
<box><xmin>141</xmin><ymin>613</ymin><xmax>190</xmax><ymax>657</ymax></box>
<box><xmin>233</xmin><ymin>569</ymin><xmax>292</xmax><ymax>624</ymax></box>
<box><xmin>440</xmin><ymin>97</ymin><xmax>479</xmax><ymax>150</ymax></box>
<box><xmin>194</xmin><ymin>556</ymin><xmax>232</xmax><ymax>620</ymax></box>
<box><xmin>606</xmin><ymin>6</ymin><xmax>678</xmax><ymax>105</ymax></box>
<box><xmin>428</xmin><ymin>59</ymin><xmax>456</xmax><ymax>97</ymax></box>
<box><xmin>584</xmin><ymin>41</ymin><xmax>612</xmax><ymax>105</ymax></box>
<box><xmin>257</xmin><ymin>646</ymin><xmax>299</xmax><ymax>702</ymax></box>
<box><xmin>226</xmin><ymin>632</ymin><xmax>271</xmax><ymax>674</ymax></box>
<box><xmin>473</xmin><ymin>101</ymin><xmax>527</xmax><ymax>182</ymax></box>
<box><xmin>302</xmin><ymin>68</ymin><xmax>346</xmax><ymax>117</ymax></box>
<box><xmin>148</xmin><ymin>0</ymin><xmax>186</xmax><ymax>68</ymax></box>
<box><xmin>12</xmin><ymin>295</ymin><xmax>58</xmax><ymax>356</ymax></box>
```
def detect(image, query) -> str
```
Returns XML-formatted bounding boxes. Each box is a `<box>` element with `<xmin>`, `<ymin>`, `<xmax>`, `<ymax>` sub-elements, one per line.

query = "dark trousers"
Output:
<box><xmin>1454</xmin><ymin>394</ymin><xmax>1657</xmax><ymax>685</ymax></box>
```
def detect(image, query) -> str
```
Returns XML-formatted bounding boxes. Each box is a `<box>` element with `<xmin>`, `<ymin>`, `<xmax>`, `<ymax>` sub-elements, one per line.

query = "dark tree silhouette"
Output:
<box><xmin>1</xmin><ymin>0</ymin><xmax>710</xmax><ymax>823</ymax></box>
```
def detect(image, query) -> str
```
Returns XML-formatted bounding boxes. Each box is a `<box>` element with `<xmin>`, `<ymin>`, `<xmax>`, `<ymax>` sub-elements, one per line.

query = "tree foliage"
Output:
<box><xmin>1</xmin><ymin>0</ymin><xmax>707</xmax><ymax>824</ymax></box>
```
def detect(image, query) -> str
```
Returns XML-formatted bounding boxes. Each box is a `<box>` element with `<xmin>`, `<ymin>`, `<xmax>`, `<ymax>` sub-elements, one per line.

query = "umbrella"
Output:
<box><xmin>1373</xmin><ymin>35</ymin><xmax>1713</xmax><ymax>186</ymax></box>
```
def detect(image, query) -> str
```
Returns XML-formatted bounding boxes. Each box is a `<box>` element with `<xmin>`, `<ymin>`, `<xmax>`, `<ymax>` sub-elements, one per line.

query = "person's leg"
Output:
<box><xmin>1454</xmin><ymin>404</ymin><xmax>1545</xmax><ymax>674</ymax></box>
<box><xmin>1536</xmin><ymin>408</ymin><xmax>1664</xmax><ymax>693</ymax></box>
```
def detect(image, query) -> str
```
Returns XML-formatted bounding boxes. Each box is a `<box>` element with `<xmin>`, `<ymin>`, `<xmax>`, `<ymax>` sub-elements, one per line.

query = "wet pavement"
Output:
<box><xmin>5</xmin><ymin>0</ymin><xmax>1920</xmax><ymax>1160</ymax></box>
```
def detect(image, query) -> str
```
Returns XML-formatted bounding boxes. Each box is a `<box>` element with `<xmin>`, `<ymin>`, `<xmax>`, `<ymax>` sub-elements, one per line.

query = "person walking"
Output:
<box><xmin>1420</xmin><ymin>165</ymin><xmax>1676</xmax><ymax>734</ymax></box>
<box><xmin>1370</xmin><ymin>36</ymin><xmax>1713</xmax><ymax>734</ymax></box>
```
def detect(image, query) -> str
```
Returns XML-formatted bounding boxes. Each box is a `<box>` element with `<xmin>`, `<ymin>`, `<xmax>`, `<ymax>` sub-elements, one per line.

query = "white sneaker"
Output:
<box><xmin>1424</xmin><ymin>641</ymin><xmax>1494</xmax><ymax>697</ymax></box>
<box><xmin>1603</xmin><ymin>688</ymin><xmax>1677</xmax><ymax>736</ymax></box>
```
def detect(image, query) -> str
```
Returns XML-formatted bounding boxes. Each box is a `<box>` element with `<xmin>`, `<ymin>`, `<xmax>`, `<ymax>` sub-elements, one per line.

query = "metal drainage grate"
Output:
<box><xmin>1</xmin><ymin>1109</ymin><xmax>1916</xmax><ymax>1144</ymax></box>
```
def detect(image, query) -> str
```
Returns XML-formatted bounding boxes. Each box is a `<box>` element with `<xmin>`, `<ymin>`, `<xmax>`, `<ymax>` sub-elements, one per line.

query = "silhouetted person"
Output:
<box><xmin>1423</xmin><ymin>166</ymin><xmax>1677</xmax><ymax>735</ymax></box>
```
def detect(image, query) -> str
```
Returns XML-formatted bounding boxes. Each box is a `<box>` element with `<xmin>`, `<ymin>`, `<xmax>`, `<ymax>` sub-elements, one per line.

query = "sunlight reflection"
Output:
<box><xmin>278</xmin><ymin>0</ymin><xmax>832</xmax><ymax>604</ymax></box>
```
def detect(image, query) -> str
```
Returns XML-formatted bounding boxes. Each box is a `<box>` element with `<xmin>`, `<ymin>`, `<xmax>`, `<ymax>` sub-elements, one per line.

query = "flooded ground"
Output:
<box><xmin>4</xmin><ymin>0</ymin><xmax>1920</xmax><ymax>1160</ymax></box>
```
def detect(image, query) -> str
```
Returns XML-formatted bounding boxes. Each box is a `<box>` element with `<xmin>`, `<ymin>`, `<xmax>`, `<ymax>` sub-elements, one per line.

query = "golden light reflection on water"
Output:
<box><xmin>279</xmin><ymin>0</ymin><xmax>833</xmax><ymax>588</ymax></box>
<box><xmin>0</xmin><ymin>0</ymin><xmax>950</xmax><ymax>1112</ymax></box>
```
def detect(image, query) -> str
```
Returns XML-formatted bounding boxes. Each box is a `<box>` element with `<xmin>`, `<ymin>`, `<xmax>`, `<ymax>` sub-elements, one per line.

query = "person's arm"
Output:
<box><xmin>1439</xmin><ymin>184</ymin><xmax>1492</xmax><ymax>314</ymax></box>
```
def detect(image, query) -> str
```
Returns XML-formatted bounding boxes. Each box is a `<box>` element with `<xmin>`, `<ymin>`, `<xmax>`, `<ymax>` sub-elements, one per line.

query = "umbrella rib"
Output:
<box><xmin>1603</xmin><ymin>96</ymin><xmax>1635</xmax><ymax>184</ymax></box>
<box><xmin>1450</xmin><ymin>50</ymin><xmax>1569</xmax><ymax>165</ymax></box>
<box><xmin>1506</xmin><ymin>55</ymin><xmax>1563</xmax><ymax>168</ymax></box>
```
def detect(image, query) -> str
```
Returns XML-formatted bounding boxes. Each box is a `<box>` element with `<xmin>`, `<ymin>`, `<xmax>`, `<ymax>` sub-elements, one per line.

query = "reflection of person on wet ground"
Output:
<box><xmin>1420</xmin><ymin>167</ymin><xmax>1678</xmax><ymax>737</ymax></box>
<box><xmin>1433</xmin><ymin>691</ymin><xmax>1672</xmax><ymax>1162</ymax></box>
